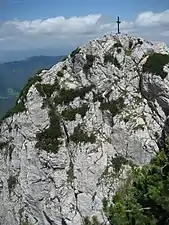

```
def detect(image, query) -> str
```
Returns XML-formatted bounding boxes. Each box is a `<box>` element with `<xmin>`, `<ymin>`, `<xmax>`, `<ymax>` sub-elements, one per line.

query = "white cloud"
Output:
<box><xmin>0</xmin><ymin>10</ymin><xmax>169</xmax><ymax>53</ymax></box>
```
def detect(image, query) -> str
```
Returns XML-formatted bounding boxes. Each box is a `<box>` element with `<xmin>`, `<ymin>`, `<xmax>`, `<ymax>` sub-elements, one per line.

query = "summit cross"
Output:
<box><xmin>116</xmin><ymin>16</ymin><xmax>121</xmax><ymax>34</ymax></box>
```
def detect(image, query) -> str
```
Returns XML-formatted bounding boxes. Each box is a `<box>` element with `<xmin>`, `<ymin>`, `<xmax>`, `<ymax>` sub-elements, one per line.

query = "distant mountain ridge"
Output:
<box><xmin>0</xmin><ymin>55</ymin><xmax>65</xmax><ymax>118</ymax></box>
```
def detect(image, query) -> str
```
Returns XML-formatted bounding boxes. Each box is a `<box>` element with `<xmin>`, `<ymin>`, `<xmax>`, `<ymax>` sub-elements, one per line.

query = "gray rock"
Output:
<box><xmin>0</xmin><ymin>34</ymin><xmax>169</xmax><ymax>225</ymax></box>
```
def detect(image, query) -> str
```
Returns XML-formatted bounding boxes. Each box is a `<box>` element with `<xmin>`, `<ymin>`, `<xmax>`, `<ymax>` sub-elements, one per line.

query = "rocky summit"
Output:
<box><xmin>0</xmin><ymin>34</ymin><xmax>169</xmax><ymax>225</ymax></box>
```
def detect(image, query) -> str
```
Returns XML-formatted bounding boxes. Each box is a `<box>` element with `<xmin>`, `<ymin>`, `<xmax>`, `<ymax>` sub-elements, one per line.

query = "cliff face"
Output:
<box><xmin>0</xmin><ymin>34</ymin><xmax>169</xmax><ymax>225</ymax></box>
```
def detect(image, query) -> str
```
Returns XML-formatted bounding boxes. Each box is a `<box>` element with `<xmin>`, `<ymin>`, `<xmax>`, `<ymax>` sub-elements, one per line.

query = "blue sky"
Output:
<box><xmin>0</xmin><ymin>0</ymin><xmax>169</xmax><ymax>62</ymax></box>
<box><xmin>1</xmin><ymin>0</ymin><xmax>168</xmax><ymax>20</ymax></box>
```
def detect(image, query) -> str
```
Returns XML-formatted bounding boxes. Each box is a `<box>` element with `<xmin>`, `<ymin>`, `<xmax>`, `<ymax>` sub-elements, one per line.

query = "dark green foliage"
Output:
<box><xmin>142</xmin><ymin>53</ymin><xmax>169</xmax><ymax>79</ymax></box>
<box><xmin>113</xmin><ymin>42</ymin><xmax>122</xmax><ymax>48</ymax></box>
<box><xmin>117</xmin><ymin>48</ymin><xmax>122</xmax><ymax>54</ymax></box>
<box><xmin>35</xmin><ymin>77</ymin><xmax>59</xmax><ymax>98</ymax></box>
<box><xmin>104</xmin><ymin>54</ymin><xmax>121</xmax><ymax>69</ymax></box>
<box><xmin>103</xmin><ymin>138</ymin><xmax>169</xmax><ymax>225</ymax></box>
<box><xmin>100</xmin><ymin>97</ymin><xmax>125</xmax><ymax>117</ymax></box>
<box><xmin>61</xmin><ymin>104</ymin><xmax>88</xmax><ymax>121</ymax></box>
<box><xmin>7</xmin><ymin>175</ymin><xmax>17</xmax><ymax>194</ymax></box>
<box><xmin>67</xmin><ymin>160</ymin><xmax>74</xmax><ymax>184</ymax></box>
<box><xmin>21</xmin><ymin>222</ymin><xmax>34</xmax><ymax>225</ymax></box>
<box><xmin>93</xmin><ymin>93</ymin><xmax>104</xmax><ymax>103</ymax></box>
<box><xmin>0</xmin><ymin>141</ymin><xmax>8</xmax><ymax>149</ymax></box>
<box><xmin>54</xmin><ymin>85</ymin><xmax>94</xmax><ymax>105</ymax></box>
<box><xmin>57</xmin><ymin>70</ymin><xmax>64</xmax><ymax>77</ymax></box>
<box><xmin>70</xmin><ymin>125</ymin><xmax>96</xmax><ymax>144</ymax></box>
<box><xmin>3</xmin><ymin>75</ymin><xmax>42</xmax><ymax>119</ymax></box>
<box><xmin>35</xmin><ymin>108</ymin><xmax>62</xmax><ymax>153</ymax></box>
<box><xmin>70</xmin><ymin>47</ymin><xmax>81</xmax><ymax>58</ymax></box>
<box><xmin>83</xmin><ymin>54</ymin><xmax>95</xmax><ymax>73</ymax></box>
<box><xmin>129</xmin><ymin>40</ymin><xmax>133</xmax><ymax>49</ymax></box>
<box><xmin>111</xmin><ymin>155</ymin><xmax>128</xmax><ymax>173</ymax></box>
<box><xmin>62</xmin><ymin>65</ymin><xmax>67</xmax><ymax>70</ymax></box>
<box><xmin>137</xmin><ymin>38</ymin><xmax>143</xmax><ymax>45</ymax></box>
<box><xmin>35</xmin><ymin>83</ymin><xmax>55</xmax><ymax>98</ymax></box>
<box><xmin>83</xmin><ymin>216</ymin><xmax>101</xmax><ymax>225</ymax></box>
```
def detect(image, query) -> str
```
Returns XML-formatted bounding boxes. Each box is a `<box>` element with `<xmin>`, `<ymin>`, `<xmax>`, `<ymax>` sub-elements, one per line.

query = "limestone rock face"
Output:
<box><xmin>0</xmin><ymin>34</ymin><xmax>169</xmax><ymax>225</ymax></box>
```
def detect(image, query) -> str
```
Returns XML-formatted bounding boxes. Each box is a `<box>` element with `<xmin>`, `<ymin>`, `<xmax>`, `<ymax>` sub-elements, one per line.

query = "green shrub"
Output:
<box><xmin>7</xmin><ymin>175</ymin><xmax>17</xmax><ymax>194</ymax></box>
<box><xmin>137</xmin><ymin>38</ymin><xmax>143</xmax><ymax>45</ymax></box>
<box><xmin>0</xmin><ymin>141</ymin><xmax>8</xmax><ymax>149</ymax></box>
<box><xmin>67</xmin><ymin>160</ymin><xmax>74</xmax><ymax>184</ymax></box>
<box><xmin>142</xmin><ymin>53</ymin><xmax>169</xmax><ymax>79</ymax></box>
<box><xmin>100</xmin><ymin>97</ymin><xmax>125</xmax><ymax>117</ymax></box>
<box><xmin>70</xmin><ymin>125</ymin><xmax>96</xmax><ymax>144</ymax></box>
<box><xmin>35</xmin><ymin>77</ymin><xmax>60</xmax><ymax>98</ymax></box>
<box><xmin>21</xmin><ymin>222</ymin><xmax>34</xmax><ymax>225</ymax></box>
<box><xmin>54</xmin><ymin>85</ymin><xmax>94</xmax><ymax>105</ymax></box>
<box><xmin>70</xmin><ymin>47</ymin><xmax>81</xmax><ymax>58</ymax></box>
<box><xmin>129</xmin><ymin>40</ymin><xmax>133</xmax><ymax>49</ymax></box>
<box><xmin>83</xmin><ymin>54</ymin><xmax>95</xmax><ymax>73</ymax></box>
<box><xmin>57</xmin><ymin>70</ymin><xmax>64</xmax><ymax>77</ymax></box>
<box><xmin>113</xmin><ymin>42</ymin><xmax>122</xmax><ymax>48</ymax></box>
<box><xmin>61</xmin><ymin>104</ymin><xmax>88</xmax><ymax>121</ymax></box>
<box><xmin>35</xmin><ymin>83</ymin><xmax>55</xmax><ymax>97</ymax></box>
<box><xmin>103</xmin><ymin>138</ymin><xmax>169</xmax><ymax>225</ymax></box>
<box><xmin>83</xmin><ymin>216</ymin><xmax>100</xmax><ymax>225</ymax></box>
<box><xmin>104</xmin><ymin>54</ymin><xmax>121</xmax><ymax>69</ymax></box>
<box><xmin>111</xmin><ymin>155</ymin><xmax>128</xmax><ymax>173</ymax></box>
<box><xmin>35</xmin><ymin>108</ymin><xmax>62</xmax><ymax>153</ymax></box>
<box><xmin>117</xmin><ymin>48</ymin><xmax>122</xmax><ymax>54</ymax></box>
<box><xmin>63</xmin><ymin>65</ymin><xmax>67</xmax><ymax>70</ymax></box>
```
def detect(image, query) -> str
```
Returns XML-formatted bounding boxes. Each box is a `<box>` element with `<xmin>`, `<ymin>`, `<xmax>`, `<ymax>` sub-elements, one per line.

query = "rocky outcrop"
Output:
<box><xmin>0</xmin><ymin>34</ymin><xmax>169</xmax><ymax>225</ymax></box>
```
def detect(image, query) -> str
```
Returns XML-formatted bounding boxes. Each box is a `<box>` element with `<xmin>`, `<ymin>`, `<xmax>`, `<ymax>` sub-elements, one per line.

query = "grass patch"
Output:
<box><xmin>61</xmin><ymin>104</ymin><xmax>88</xmax><ymax>121</ymax></box>
<box><xmin>70</xmin><ymin>125</ymin><xmax>96</xmax><ymax>144</ymax></box>
<box><xmin>142</xmin><ymin>53</ymin><xmax>169</xmax><ymax>79</ymax></box>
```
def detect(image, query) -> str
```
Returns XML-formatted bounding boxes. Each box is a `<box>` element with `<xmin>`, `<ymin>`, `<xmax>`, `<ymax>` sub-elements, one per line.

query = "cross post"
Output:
<box><xmin>116</xmin><ymin>16</ymin><xmax>121</xmax><ymax>34</ymax></box>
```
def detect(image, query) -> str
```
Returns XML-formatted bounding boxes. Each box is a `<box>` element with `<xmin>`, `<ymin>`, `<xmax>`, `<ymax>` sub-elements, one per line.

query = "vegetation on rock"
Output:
<box><xmin>102</xmin><ymin>138</ymin><xmax>169</xmax><ymax>225</ymax></box>
<box><xmin>54</xmin><ymin>85</ymin><xmax>94</xmax><ymax>105</ymax></box>
<box><xmin>7</xmin><ymin>175</ymin><xmax>17</xmax><ymax>194</ymax></box>
<box><xmin>104</xmin><ymin>54</ymin><xmax>121</xmax><ymax>69</ymax></box>
<box><xmin>113</xmin><ymin>42</ymin><xmax>122</xmax><ymax>48</ymax></box>
<box><xmin>100</xmin><ymin>96</ymin><xmax>125</xmax><ymax>117</ymax></box>
<box><xmin>35</xmin><ymin>108</ymin><xmax>62</xmax><ymax>153</ymax></box>
<box><xmin>143</xmin><ymin>53</ymin><xmax>169</xmax><ymax>79</ymax></box>
<box><xmin>83</xmin><ymin>54</ymin><xmax>95</xmax><ymax>73</ymax></box>
<box><xmin>61</xmin><ymin>104</ymin><xmax>88</xmax><ymax>121</ymax></box>
<box><xmin>0</xmin><ymin>141</ymin><xmax>8</xmax><ymax>150</ymax></box>
<box><xmin>70</xmin><ymin>125</ymin><xmax>96</xmax><ymax>144</ymax></box>
<box><xmin>83</xmin><ymin>216</ymin><xmax>101</xmax><ymax>225</ymax></box>
<box><xmin>67</xmin><ymin>160</ymin><xmax>74</xmax><ymax>184</ymax></box>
